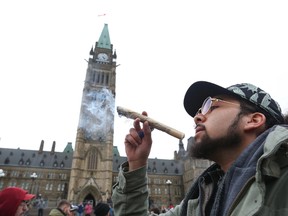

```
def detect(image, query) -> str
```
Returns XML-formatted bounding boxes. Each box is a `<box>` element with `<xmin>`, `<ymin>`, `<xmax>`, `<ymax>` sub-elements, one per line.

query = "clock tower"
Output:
<box><xmin>68</xmin><ymin>23</ymin><xmax>117</xmax><ymax>204</ymax></box>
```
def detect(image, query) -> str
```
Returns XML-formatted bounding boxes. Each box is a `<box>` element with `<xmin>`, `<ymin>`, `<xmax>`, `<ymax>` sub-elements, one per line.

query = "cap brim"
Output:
<box><xmin>24</xmin><ymin>193</ymin><xmax>35</xmax><ymax>201</ymax></box>
<box><xmin>184</xmin><ymin>81</ymin><xmax>236</xmax><ymax>117</ymax></box>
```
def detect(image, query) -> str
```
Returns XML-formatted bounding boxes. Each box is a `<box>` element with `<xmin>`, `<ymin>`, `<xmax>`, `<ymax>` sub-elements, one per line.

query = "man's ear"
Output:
<box><xmin>243</xmin><ymin>112</ymin><xmax>266</xmax><ymax>131</ymax></box>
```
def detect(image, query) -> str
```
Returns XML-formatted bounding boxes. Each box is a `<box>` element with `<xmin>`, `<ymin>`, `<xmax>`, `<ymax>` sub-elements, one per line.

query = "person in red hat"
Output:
<box><xmin>0</xmin><ymin>187</ymin><xmax>35</xmax><ymax>216</ymax></box>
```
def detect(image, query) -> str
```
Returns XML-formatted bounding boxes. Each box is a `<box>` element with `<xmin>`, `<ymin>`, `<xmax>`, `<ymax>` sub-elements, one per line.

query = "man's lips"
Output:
<box><xmin>195</xmin><ymin>125</ymin><xmax>205</xmax><ymax>134</ymax></box>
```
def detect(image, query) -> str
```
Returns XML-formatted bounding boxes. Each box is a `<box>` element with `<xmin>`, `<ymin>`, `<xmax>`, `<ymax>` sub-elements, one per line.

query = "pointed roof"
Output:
<box><xmin>63</xmin><ymin>142</ymin><xmax>74</xmax><ymax>153</ymax></box>
<box><xmin>177</xmin><ymin>139</ymin><xmax>186</xmax><ymax>159</ymax></box>
<box><xmin>97</xmin><ymin>23</ymin><xmax>111</xmax><ymax>49</ymax></box>
<box><xmin>113</xmin><ymin>146</ymin><xmax>120</xmax><ymax>157</ymax></box>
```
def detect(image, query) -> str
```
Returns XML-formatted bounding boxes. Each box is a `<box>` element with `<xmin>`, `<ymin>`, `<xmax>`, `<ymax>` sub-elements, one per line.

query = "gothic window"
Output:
<box><xmin>40</xmin><ymin>160</ymin><xmax>44</xmax><ymax>167</ymax></box>
<box><xmin>154</xmin><ymin>179</ymin><xmax>160</xmax><ymax>184</ymax></box>
<box><xmin>11</xmin><ymin>171</ymin><xmax>18</xmax><ymax>177</ymax></box>
<box><xmin>18</xmin><ymin>159</ymin><xmax>24</xmax><ymax>165</ymax></box>
<box><xmin>0</xmin><ymin>181</ymin><xmax>4</xmax><ymax>189</ymax></box>
<box><xmin>4</xmin><ymin>157</ymin><xmax>10</xmax><ymax>164</ymax></box>
<box><xmin>87</xmin><ymin>148</ymin><xmax>97</xmax><ymax>170</ymax></box>
<box><xmin>53</xmin><ymin>161</ymin><xmax>58</xmax><ymax>167</ymax></box>
<box><xmin>20</xmin><ymin>182</ymin><xmax>25</xmax><ymax>188</ymax></box>
<box><xmin>92</xmin><ymin>71</ymin><xmax>96</xmax><ymax>82</ymax></box>
<box><xmin>154</xmin><ymin>188</ymin><xmax>157</xmax><ymax>195</ymax></box>
<box><xmin>24</xmin><ymin>183</ymin><xmax>29</xmax><ymax>190</ymax></box>
<box><xmin>9</xmin><ymin>181</ymin><xmax>17</xmax><ymax>187</ymax></box>
<box><xmin>105</xmin><ymin>73</ymin><xmax>109</xmax><ymax>85</ymax></box>
<box><xmin>25</xmin><ymin>159</ymin><xmax>31</xmax><ymax>165</ymax></box>
<box><xmin>175</xmin><ymin>168</ymin><xmax>179</xmax><ymax>174</ymax></box>
<box><xmin>51</xmin><ymin>173</ymin><xmax>55</xmax><ymax>179</ymax></box>
<box><xmin>148</xmin><ymin>178</ymin><xmax>151</xmax><ymax>184</ymax></box>
<box><xmin>60</xmin><ymin>161</ymin><xmax>64</xmax><ymax>168</ymax></box>
<box><xmin>96</xmin><ymin>72</ymin><xmax>100</xmax><ymax>83</ymax></box>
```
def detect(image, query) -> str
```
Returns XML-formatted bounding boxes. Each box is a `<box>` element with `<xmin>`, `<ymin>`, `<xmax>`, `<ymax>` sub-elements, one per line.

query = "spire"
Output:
<box><xmin>177</xmin><ymin>139</ymin><xmax>186</xmax><ymax>160</ymax></box>
<box><xmin>96</xmin><ymin>23</ymin><xmax>111</xmax><ymax>49</ymax></box>
<box><xmin>113</xmin><ymin>49</ymin><xmax>117</xmax><ymax>59</ymax></box>
<box><xmin>51</xmin><ymin>141</ymin><xmax>56</xmax><ymax>154</ymax></box>
<box><xmin>39</xmin><ymin>140</ymin><xmax>44</xmax><ymax>154</ymax></box>
<box><xmin>90</xmin><ymin>46</ymin><xmax>94</xmax><ymax>55</ymax></box>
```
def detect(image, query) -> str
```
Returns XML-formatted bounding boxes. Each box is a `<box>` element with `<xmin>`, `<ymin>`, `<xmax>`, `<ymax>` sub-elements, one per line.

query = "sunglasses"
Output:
<box><xmin>196</xmin><ymin>96</ymin><xmax>239</xmax><ymax>116</ymax></box>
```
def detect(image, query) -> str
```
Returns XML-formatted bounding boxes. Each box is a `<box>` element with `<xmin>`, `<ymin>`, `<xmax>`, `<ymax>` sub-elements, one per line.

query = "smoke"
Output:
<box><xmin>78</xmin><ymin>88</ymin><xmax>115</xmax><ymax>141</ymax></box>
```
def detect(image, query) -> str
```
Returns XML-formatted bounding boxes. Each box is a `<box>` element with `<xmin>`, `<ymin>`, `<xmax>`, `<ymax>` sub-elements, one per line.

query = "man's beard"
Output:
<box><xmin>190</xmin><ymin>116</ymin><xmax>242</xmax><ymax>160</ymax></box>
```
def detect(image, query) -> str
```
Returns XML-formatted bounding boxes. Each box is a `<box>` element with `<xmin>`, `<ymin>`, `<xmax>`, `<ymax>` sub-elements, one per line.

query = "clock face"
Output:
<box><xmin>97</xmin><ymin>53</ymin><xmax>109</xmax><ymax>61</ymax></box>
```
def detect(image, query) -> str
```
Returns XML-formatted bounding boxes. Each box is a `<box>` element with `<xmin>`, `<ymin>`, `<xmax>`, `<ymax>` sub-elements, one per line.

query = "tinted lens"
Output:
<box><xmin>201</xmin><ymin>97</ymin><xmax>212</xmax><ymax>115</ymax></box>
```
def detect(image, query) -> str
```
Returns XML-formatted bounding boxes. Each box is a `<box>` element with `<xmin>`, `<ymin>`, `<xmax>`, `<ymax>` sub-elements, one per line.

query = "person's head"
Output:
<box><xmin>69</xmin><ymin>204</ymin><xmax>78</xmax><ymax>216</ymax></box>
<box><xmin>94</xmin><ymin>202</ymin><xmax>110</xmax><ymax>216</ymax></box>
<box><xmin>57</xmin><ymin>199</ymin><xmax>71</xmax><ymax>215</ymax></box>
<box><xmin>0</xmin><ymin>187</ymin><xmax>35</xmax><ymax>216</ymax></box>
<box><xmin>150</xmin><ymin>206</ymin><xmax>160</xmax><ymax>215</ymax></box>
<box><xmin>184</xmin><ymin>81</ymin><xmax>284</xmax><ymax>165</ymax></box>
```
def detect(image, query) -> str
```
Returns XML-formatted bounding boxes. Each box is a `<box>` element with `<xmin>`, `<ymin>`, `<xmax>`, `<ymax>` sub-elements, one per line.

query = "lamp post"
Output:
<box><xmin>30</xmin><ymin>172</ymin><xmax>38</xmax><ymax>194</ymax></box>
<box><xmin>0</xmin><ymin>169</ymin><xmax>5</xmax><ymax>189</ymax></box>
<box><xmin>0</xmin><ymin>169</ymin><xmax>5</xmax><ymax>177</ymax></box>
<box><xmin>166</xmin><ymin>179</ymin><xmax>172</xmax><ymax>207</ymax></box>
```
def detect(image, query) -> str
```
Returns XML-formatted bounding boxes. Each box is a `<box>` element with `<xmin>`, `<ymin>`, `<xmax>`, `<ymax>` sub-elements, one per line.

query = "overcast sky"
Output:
<box><xmin>1</xmin><ymin>1</ymin><xmax>288</xmax><ymax>159</ymax></box>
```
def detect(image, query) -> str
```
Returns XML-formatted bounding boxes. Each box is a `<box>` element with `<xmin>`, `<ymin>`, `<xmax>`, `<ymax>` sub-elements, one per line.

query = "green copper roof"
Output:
<box><xmin>97</xmin><ymin>23</ymin><xmax>111</xmax><ymax>49</ymax></box>
<box><xmin>113</xmin><ymin>146</ymin><xmax>120</xmax><ymax>157</ymax></box>
<box><xmin>63</xmin><ymin>142</ymin><xmax>74</xmax><ymax>153</ymax></box>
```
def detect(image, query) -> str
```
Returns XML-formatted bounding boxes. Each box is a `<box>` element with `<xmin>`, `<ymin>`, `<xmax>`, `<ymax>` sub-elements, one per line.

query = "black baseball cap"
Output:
<box><xmin>183</xmin><ymin>81</ymin><xmax>284</xmax><ymax>124</ymax></box>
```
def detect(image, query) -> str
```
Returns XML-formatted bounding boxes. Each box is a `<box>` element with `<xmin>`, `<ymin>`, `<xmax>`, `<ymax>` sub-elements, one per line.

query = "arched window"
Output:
<box><xmin>87</xmin><ymin>148</ymin><xmax>97</xmax><ymax>170</ymax></box>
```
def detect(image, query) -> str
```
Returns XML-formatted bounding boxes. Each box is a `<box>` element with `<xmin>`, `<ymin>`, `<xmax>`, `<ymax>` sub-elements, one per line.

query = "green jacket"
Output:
<box><xmin>49</xmin><ymin>208</ymin><xmax>67</xmax><ymax>216</ymax></box>
<box><xmin>112</xmin><ymin>125</ymin><xmax>288</xmax><ymax>216</ymax></box>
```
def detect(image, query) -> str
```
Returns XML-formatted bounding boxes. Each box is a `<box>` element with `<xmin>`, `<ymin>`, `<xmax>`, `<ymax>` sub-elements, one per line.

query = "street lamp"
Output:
<box><xmin>0</xmin><ymin>169</ymin><xmax>5</xmax><ymax>177</ymax></box>
<box><xmin>166</xmin><ymin>179</ymin><xmax>172</xmax><ymax>207</ymax></box>
<box><xmin>30</xmin><ymin>172</ymin><xmax>38</xmax><ymax>194</ymax></box>
<box><xmin>0</xmin><ymin>169</ymin><xmax>6</xmax><ymax>189</ymax></box>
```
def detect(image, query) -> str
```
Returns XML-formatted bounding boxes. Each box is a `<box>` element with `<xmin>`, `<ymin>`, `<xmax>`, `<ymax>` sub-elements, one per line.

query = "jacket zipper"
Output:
<box><xmin>227</xmin><ymin>176</ymin><xmax>255</xmax><ymax>215</ymax></box>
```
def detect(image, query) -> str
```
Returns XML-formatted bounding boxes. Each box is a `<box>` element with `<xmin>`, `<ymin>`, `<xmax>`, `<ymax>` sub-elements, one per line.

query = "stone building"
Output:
<box><xmin>0</xmin><ymin>140</ymin><xmax>212</xmax><ymax>208</ymax></box>
<box><xmin>0</xmin><ymin>24</ymin><xmax>213</xmax><ymax>209</ymax></box>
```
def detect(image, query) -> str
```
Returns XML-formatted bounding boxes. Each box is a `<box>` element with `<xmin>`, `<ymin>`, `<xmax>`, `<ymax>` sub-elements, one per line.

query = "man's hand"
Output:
<box><xmin>124</xmin><ymin>111</ymin><xmax>153</xmax><ymax>171</ymax></box>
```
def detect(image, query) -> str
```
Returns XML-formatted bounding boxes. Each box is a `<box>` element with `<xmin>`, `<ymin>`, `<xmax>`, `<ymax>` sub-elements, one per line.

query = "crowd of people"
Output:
<box><xmin>0</xmin><ymin>186</ymin><xmax>113</xmax><ymax>216</ymax></box>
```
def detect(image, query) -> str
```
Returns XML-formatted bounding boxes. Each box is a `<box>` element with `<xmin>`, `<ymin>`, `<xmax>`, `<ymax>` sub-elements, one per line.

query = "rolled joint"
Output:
<box><xmin>117</xmin><ymin>106</ymin><xmax>185</xmax><ymax>140</ymax></box>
